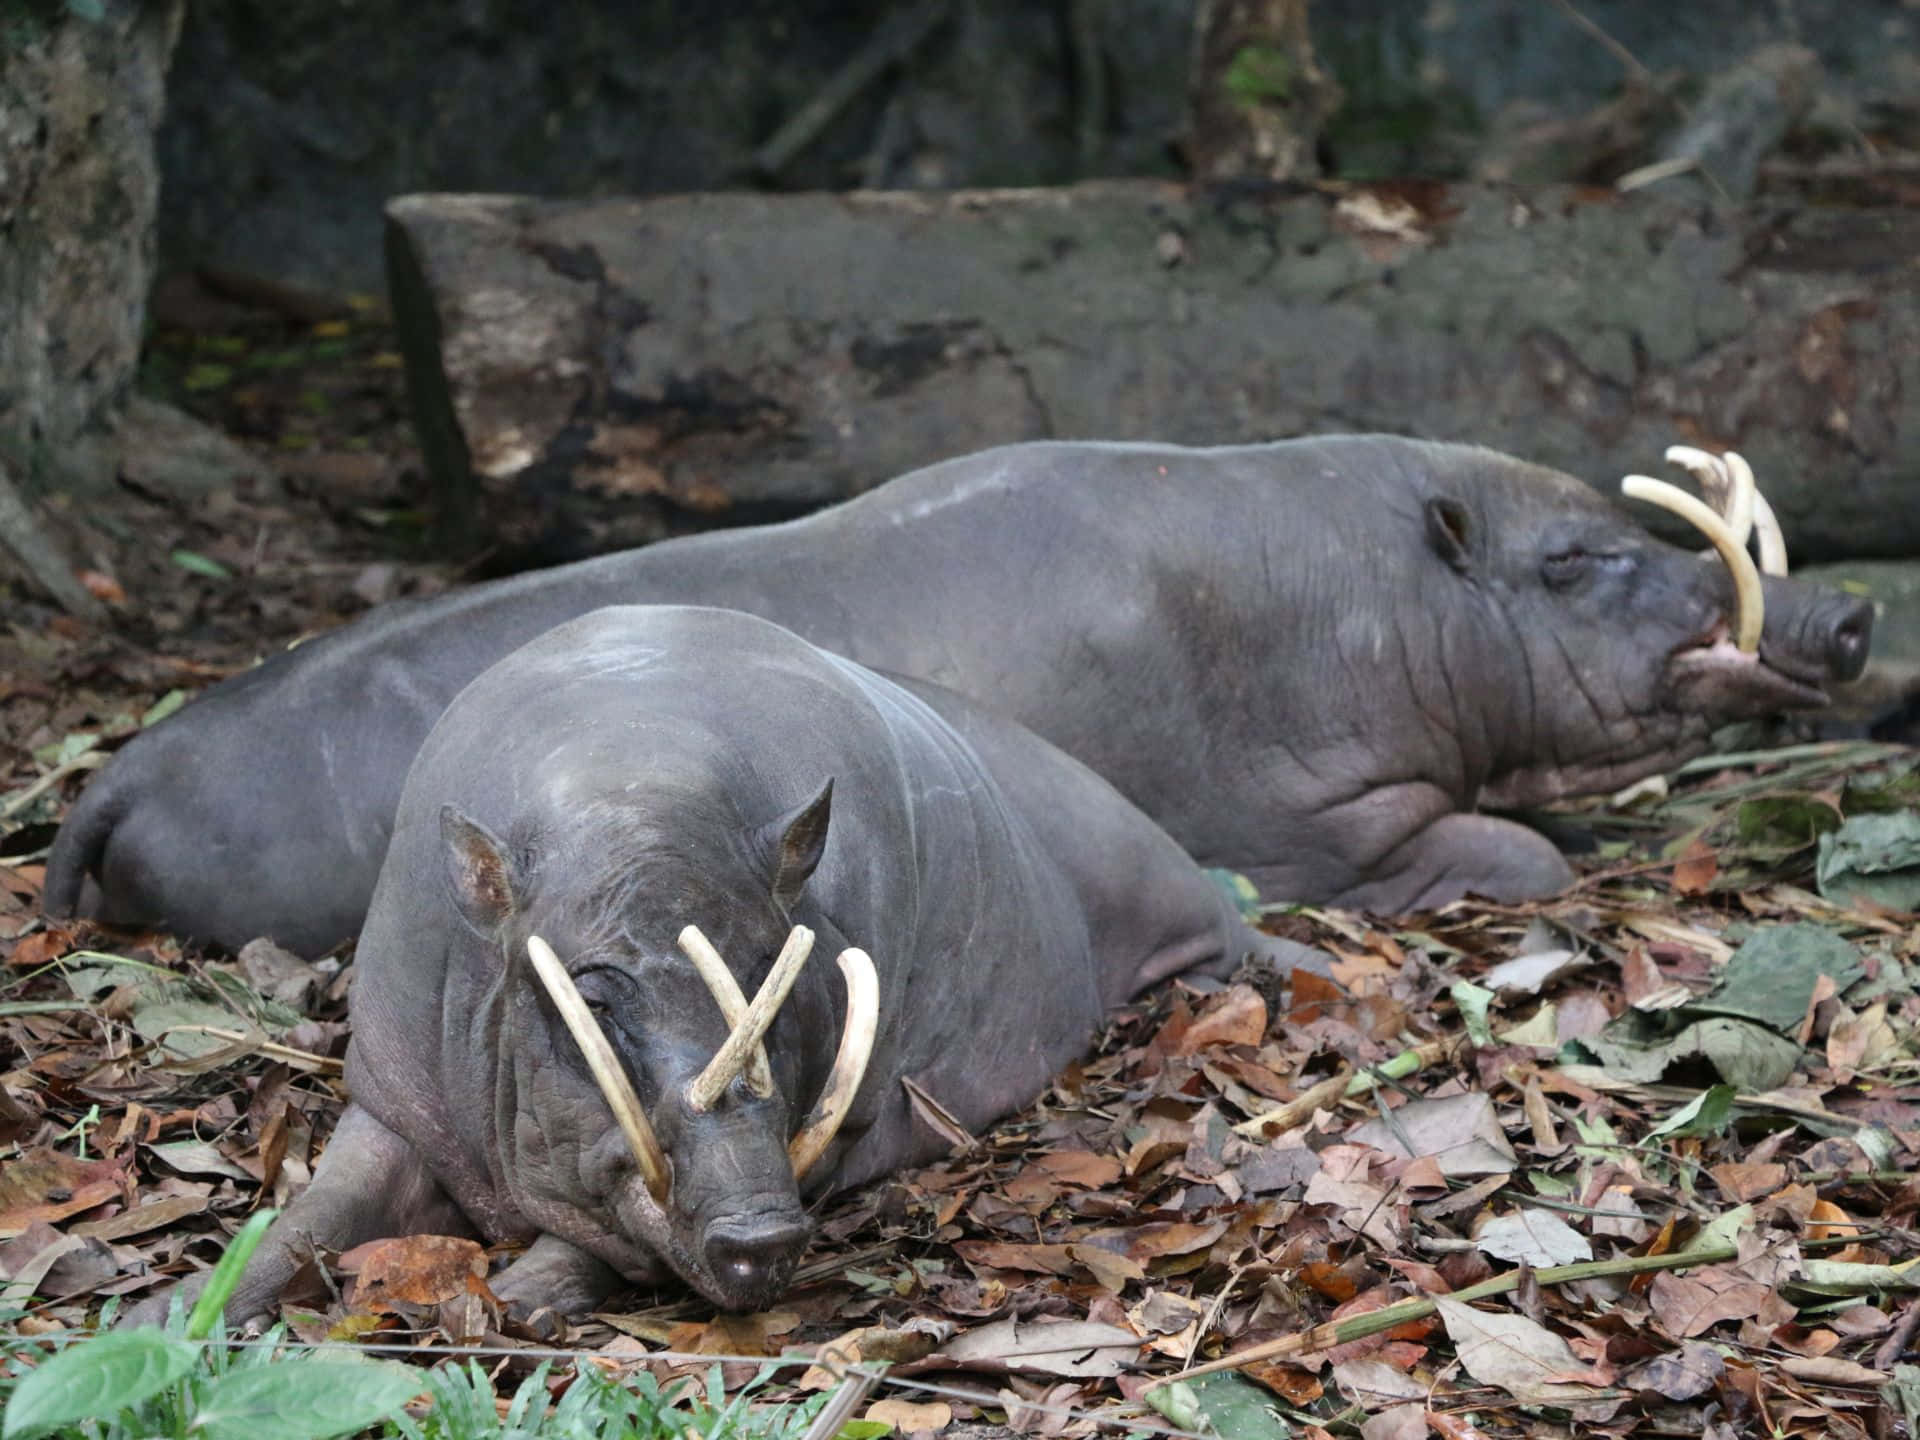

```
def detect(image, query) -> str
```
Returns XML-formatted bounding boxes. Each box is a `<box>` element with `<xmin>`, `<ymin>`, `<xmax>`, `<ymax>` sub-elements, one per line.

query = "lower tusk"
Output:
<box><xmin>526</xmin><ymin>934</ymin><xmax>670</xmax><ymax>1202</ymax></box>
<box><xmin>1725</xmin><ymin>452</ymin><xmax>1788</xmax><ymax>576</ymax></box>
<box><xmin>789</xmin><ymin>948</ymin><xmax>880</xmax><ymax>1181</ymax></box>
<box><xmin>688</xmin><ymin>925</ymin><xmax>815</xmax><ymax>1113</ymax></box>
<box><xmin>677</xmin><ymin>926</ymin><xmax>775</xmax><ymax>1097</ymax></box>
<box><xmin>1622</xmin><ymin>476</ymin><xmax>1765</xmax><ymax>653</ymax></box>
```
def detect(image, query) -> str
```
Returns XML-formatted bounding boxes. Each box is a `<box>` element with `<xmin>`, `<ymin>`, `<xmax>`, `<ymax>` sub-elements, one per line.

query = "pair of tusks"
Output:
<box><xmin>1621</xmin><ymin>446</ymin><xmax>1789</xmax><ymax>654</ymax></box>
<box><xmin>524</xmin><ymin>924</ymin><xmax>880</xmax><ymax>1203</ymax></box>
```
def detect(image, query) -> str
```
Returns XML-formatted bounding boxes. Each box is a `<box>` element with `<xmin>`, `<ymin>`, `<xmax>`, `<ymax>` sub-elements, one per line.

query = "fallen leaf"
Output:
<box><xmin>343</xmin><ymin>1234</ymin><xmax>488</xmax><ymax>1306</ymax></box>
<box><xmin>0</xmin><ymin>1149</ymin><xmax>127</xmax><ymax>1237</ymax></box>
<box><xmin>1474</xmin><ymin>1209</ymin><xmax>1593</xmax><ymax>1267</ymax></box>
<box><xmin>1435</xmin><ymin>1297</ymin><xmax>1615</xmax><ymax>1415</ymax></box>
<box><xmin>1174</xmin><ymin>985</ymin><xmax>1268</xmax><ymax>1053</ymax></box>
<box><xmin>864</xmin><ymin>1398</ymin><xmax>951</xmax><ymax>1432</ymax></box>
<box><xmin>920</xmin><ymin>1318</ymin><xmax>1141</xmax><ymax>1377</ymax></box>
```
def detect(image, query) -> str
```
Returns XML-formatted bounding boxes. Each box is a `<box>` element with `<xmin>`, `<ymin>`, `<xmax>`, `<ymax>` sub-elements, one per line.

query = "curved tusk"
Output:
<box><xmin>677</xmin><ymin>925</ymin><xmax>775</xmax><ymax>1097</ymax></box>
<box><xmin>1665</xmin><ymin>445</ymin><xmax>1754</xmax><ymax>551</ymax></box>
<box><xmin>1725</xmin><ymin>452</ymin><xmax>1789</xmax><ymax>576</ymax></box>
<box><xmin>789</xmin><ymin>948</ymin><xmax>880</xmax><ymax>1182</ymax></box>
<box><xmin>1622</xmin><ymin>476</ymin><xmax>1765</xmax><ymax>653</ymax></box>
<box><xmin>526</xmin><ymin>934</ymin><xmax>670</xmax><ymax>1201</ymax></box>
<box><xmin>687</xmin><ymin>924</ymin><xmax>815</xmax><ymax>1113</ymax></box>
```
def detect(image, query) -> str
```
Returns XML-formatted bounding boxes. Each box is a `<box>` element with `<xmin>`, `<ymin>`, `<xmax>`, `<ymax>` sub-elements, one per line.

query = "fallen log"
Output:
<box><xmin>385</xmin><ymin>181</ymin><xmax>1920</xmax><ymax>565</ymax></box>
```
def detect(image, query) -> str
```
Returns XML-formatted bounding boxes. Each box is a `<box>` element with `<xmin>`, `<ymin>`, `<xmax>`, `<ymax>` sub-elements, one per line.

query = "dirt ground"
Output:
<box><xmin>4</xmin><ymin>300</ymin><xmax>1920</xmax><ymax>1437</ymax></box>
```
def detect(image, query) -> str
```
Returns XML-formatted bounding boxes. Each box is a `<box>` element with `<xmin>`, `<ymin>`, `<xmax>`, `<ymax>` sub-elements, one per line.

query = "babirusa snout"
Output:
<box><xmin>789</xmin><ymin>948</ymin><xmax>880</xmax><ymax>1180</ymax></box>
<box><xmin>686</xmin><ymin>925</ymin><xmax>815</xmax><ymax>1112</ymax></box>
<box><xmin>526</xmin><ymin>934</ymin><xmax>671</xmax><ymax>1201</ymax></box>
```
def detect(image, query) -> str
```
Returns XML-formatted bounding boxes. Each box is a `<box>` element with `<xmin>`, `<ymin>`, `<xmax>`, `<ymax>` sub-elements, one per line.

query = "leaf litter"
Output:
<box><xmin>4</xmin><ymin>316</ymin><xmax>1920</xmax><ymax>1434</ymax></box>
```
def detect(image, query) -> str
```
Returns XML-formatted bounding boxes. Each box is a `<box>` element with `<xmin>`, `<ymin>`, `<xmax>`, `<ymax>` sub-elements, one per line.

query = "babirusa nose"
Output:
<box><xmin>1823</xmin><ymin>597</ymin><xmax>1874</xmax><ymax>683</ymax></box>
<box><xmin>704</xmin><ymin>1215</ymin><xmax>811</xmax><ymax>1298</ymax></box>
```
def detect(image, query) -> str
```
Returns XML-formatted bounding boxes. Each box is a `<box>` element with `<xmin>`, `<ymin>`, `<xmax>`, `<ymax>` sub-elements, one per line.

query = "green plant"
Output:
<box><xmin>0</xmin><ymin>1210</ymin><xmax>881</xmax><ymax>1440</ymax></box>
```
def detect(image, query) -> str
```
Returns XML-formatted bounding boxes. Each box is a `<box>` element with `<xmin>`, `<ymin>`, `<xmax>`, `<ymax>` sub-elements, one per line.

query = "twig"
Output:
<box><xmin>1158</xmin><ymin>1238</ymin><xmax>1739</xmax><ymax>1384</ymax></box>
<box><xmin>153</xmin><ymin>1024</ymin><xmax>344</xmax><ymax>1074</ymax></box>
<box><xmin>1230</xmin><ymin>1036</ymin><xmax>1459</xmax><ymax>1138</ymax></box>
<box><xmin>0</xmin><ymin>452</ymin><xmax>104</xmax><ymax>620</ymax></box>
<box><xmin>2</xmin><ymin>748</ymin><xmax>107</xmax><ymax>821</ymax></box>
<box><xmin>751</xmin><ymin>0</ymin><xmax>952</xmax><ymax>179</ymax></box>
<box><xmin>1541</xmin><ymin>0</ymin><xmax>1649</xmax><ymax>83</ymax></box>
<box><xmin>1874</xmin><ymin>1298</ymin><xmax>1920</xmax><ymax>1371</ymax></box>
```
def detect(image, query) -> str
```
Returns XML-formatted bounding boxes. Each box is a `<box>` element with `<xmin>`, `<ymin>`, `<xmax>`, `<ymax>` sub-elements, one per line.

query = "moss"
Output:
<box><xmin>1224</xmin><ymin>44</ymin><xmax>1294</xmax><ymax>109</ymax></box>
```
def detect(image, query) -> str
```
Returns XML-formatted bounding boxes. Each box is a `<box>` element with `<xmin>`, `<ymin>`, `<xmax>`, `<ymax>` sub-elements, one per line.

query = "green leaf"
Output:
<box><xmin>832</xmin><ymin>1425</ymin><xmax>893</xmax><ymax>1440</ymax></box>
<box><xmin>3</xmin><ymin>1331</ymin><xmax>196</xmax><ymax>1439</ymax></box>
<box><xmin>1147</xmin><ymin>1373</ymin><xmax>1292</xmax><ymax>1439</ymax></box>
<box><xmin>1734</xmin><ymin>793</ymin><xmax>1841</xmax><ymax>853</ymax></box>
<box><xmin>142</xmin><ymin>689</ymin><xmax>190</xmax><ymax>727</ymax></box>
<box><xmin>171</xmin><ymin>549</ymin><xmax>233</xmax><ymax>580</ymax></box>
<box><xmin>1691</xmin><ymin>924</ymin><xmax>1864</xmax><ymax>1032</ymax></box>
<box><xmin>1817</xmin><ymin>812</ymin><xmax>1920</xmax><ymax>914</ymax></box>
<box><xmin>1647</xmin><ymin>1084</ymin><xmax>1736</xmax><ymax>1139</ymax></box>
<box><xmin>183</xmin><ymin>362</ymin><xmax>234</xmax><ymax>392</ymax></box>
<box><xmin>1451</xmin><ymin>980</ymin><xmax>1495</xmax><ymax>1047</ymax></box>
<box><xmin>188</xmin><ymin>1361</ymin><xmax>421</xmax><ymax>1440</ymax></box>
<box><xmin>186</xmin><ymin>1209</ymin><xmax>280</xmax><ymax>1339</ymax></box>
<box><xmin>1205</xmin><ymin>868</ymin><xmax>1262</xmax><ymax>921</ymax></box>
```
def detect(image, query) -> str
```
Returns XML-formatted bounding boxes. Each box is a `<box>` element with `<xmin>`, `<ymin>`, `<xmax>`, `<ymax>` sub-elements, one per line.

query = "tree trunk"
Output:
<box><xmin>386</xmin><ymin>182</ymin><xmax>1920</xmax><ymax>567</ymax></box>
<box><xmin>1184</xmin><ymin>0</ymin><xmax>1340</xmax><ymax>181</ymax></box>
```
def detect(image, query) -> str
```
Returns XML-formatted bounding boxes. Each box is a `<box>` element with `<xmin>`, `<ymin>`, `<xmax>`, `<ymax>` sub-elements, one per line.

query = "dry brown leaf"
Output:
<box><xmin>0</xmin><ymin>1149</ymin><xmax>127</xmax><ymax>1236</ymax></box>
<box><xmin>343</xmin><ymin>1234</ymin><xmax>488</xmax><ymax>1307</ymax></box>
<box><xmin>70</xmin><ymin>1192</ymin><xmax>208</xmax><ymax>1241</ymax></box>
<box><xmin>1174</xmin><ymin>985</ymin><xmax>1267</xmax><ymax>1053</ymax></box>
<box><xmin>1671</xmin><ymin>840</ymin><xmax>1718</xmax><ymax>895</ymax></box>
<box><xmin>953</xmin><ymin>1241</ymin><xmax>1076</xmax><ymax>1275</ymax></box>
<box><xmin>864</xmin><ymin>1398</ymin><xmax>952</xmax><ymax>1432</ymax></box>
<box><xmin>1067</xmin><ymin>1243</ymin><xmax>1145</xmax><ymax>1293</ymax></box>
<box><xmin>1031</xmin><ymin>1149</ymin><xmax>1122</xmax><ymax>1189</ymax></box>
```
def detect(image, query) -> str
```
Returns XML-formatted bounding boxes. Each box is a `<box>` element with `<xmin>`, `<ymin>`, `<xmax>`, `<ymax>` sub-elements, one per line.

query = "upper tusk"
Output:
<box><xmin>526</xmin><ymin>934</ymin><xmax>670</xmax><ymax>1202</ymax></box>
<box><xmin>1622</xmin><ymin>475</ymin><xmax>1765</xmax><ymax>653</ymax></box>
<box><xmin>789</xmin><ymin>948</ymin><xmax>880</xmax><ymax>1182</ymax></box>
<box><xmin>687</xmin><ymin>924</ymin><xmax>815</xmax><ymax>1113</ymax></box>
<box><xmin>1665</xmin><ymin>445</ymin><xmax>1754</xmax><ymax>551</ymax></box>
<box><xmin>677</xmin><ymin>925</ymin><xmax>775</xmax><ymax>1097</ymax></box>
<box><xmin>1725</xmin><ymin>452</ymin><xmax>1788</xmax><ymax>576</ymax></box>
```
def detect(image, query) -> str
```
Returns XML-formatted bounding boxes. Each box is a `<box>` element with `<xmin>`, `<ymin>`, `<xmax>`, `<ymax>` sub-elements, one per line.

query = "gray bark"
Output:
<box><xmin>0</xmin><ymin>0</ymin><xmax>183</xmax><ymax>497</ymax></box>
<box><xmin>387</xmin><ymin>181</ymin><xmax>1920</xmax><ymax>564</ymax></box>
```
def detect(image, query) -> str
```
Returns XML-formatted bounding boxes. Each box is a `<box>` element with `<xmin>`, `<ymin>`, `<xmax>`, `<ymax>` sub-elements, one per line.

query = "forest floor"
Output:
<box><xmin>3</xmin><ymin>298</ymin><xmax>1920</xmax><ymax>1440</ymax></box>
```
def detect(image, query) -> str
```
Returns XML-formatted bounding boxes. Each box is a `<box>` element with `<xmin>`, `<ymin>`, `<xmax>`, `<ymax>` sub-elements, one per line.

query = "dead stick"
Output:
<box><xmin>751</xmin><ymin>0</ymin><xmax>951</xmax><ymax>179</ymax></box>
<box><xmin>1231</xmin><ymin>1035</ymin><xmax>1458</xmax><ymax>1137</ymax></box>
<box><xmin>2</xmin><ymin>749</ymin><xmax>106</xmax><ymax>821</ymax></box>
<box><xmin>1157</xmin><ymin>1240</ymin><xmax>1738</xmax><ymax>1384</ymax></box>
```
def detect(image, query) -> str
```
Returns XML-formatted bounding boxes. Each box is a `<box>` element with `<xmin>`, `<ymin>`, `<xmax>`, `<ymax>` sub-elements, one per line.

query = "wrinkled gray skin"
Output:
<box><xmin>49</xmin><ymin>436</ymin><xmax>1873</xmax><ymax>954</ymax></box>
<box><xmin>175</xmin><ymin>605</ymin><xmax>1269</xmax><ymax>1321</ymax></box>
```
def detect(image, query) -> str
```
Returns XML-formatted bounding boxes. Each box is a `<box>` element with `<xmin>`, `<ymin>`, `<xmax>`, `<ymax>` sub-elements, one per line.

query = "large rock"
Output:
<box><xmin>387</xmin><ymin>182</ymin><xmax>1920</xmax><ymax>564</ymax></box>
<box><xmin>0</xmin><ymin>0</ymin><xmax>184</xmax><ymax>493</ymax></box>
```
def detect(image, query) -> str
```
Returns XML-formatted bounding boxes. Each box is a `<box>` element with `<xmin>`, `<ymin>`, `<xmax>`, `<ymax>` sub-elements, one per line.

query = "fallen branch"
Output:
<box><xmin>1160</xmin><ymin>1238</ymin><xmax>1740</xmax><ymax>1383</ymax></box>
<box><xmin>1231</xmin><ymin>1035</ymin><xmax>1460</xmax><ymax>1137</ymax></box>
<box><xmin>2</xmin><ymin>747</ymin><xmax>107</xmax><ymax>821</ymax></box>
<box><xmin>750</xmin><ymin>0</ymin><xmax>951</xmax><ymax>179</ymax></box>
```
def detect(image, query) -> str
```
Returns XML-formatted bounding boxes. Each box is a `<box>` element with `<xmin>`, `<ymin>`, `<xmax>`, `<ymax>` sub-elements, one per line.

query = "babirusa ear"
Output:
<box><xmin>440</xmin><ymin>804</ymin><xmax>522</xmax><ymax>933</ymax></box>
<box><xmin>1425</xmin><ymin>496</ymin><xmax>1475</xmax><ymax>574</ymax></box>
<box><xmin>770</xmin><ymin>778</ymin><xmax>834</xmax><ymax>912</ymax></box>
